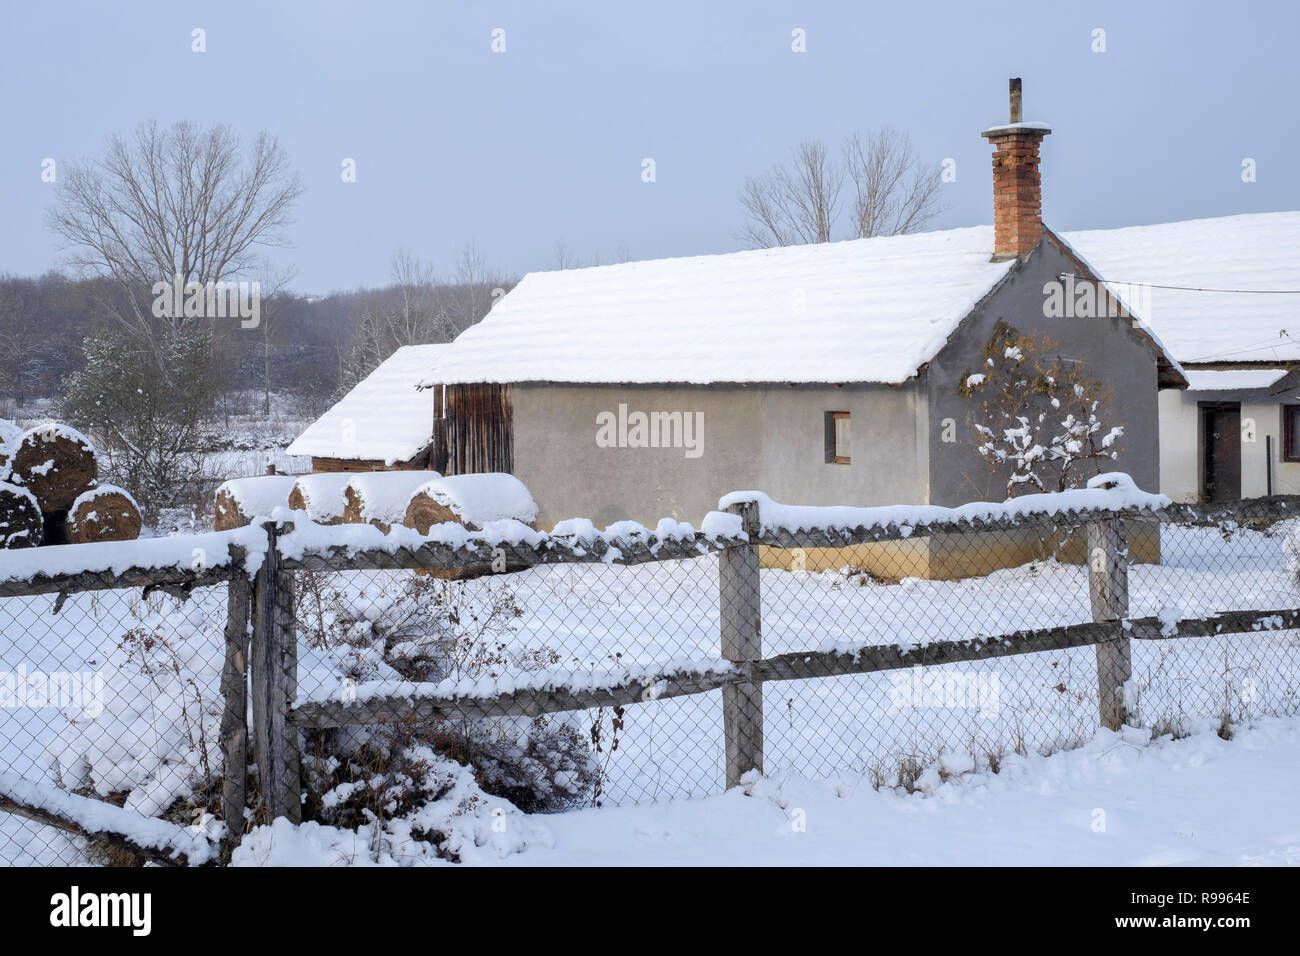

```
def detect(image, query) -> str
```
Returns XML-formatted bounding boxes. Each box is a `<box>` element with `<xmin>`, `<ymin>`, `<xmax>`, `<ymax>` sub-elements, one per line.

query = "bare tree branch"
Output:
<box><xmin>738</xmin><ymin>128</ymin><xmax>945</xmax><ymax>247</ymax></box>
<box><xmin>46</xmin><ymin>120</ymin><xmax>303</xmax><ymax>347</ymax></box>
<box><xmin>737</xmin><ymin>139</ymin><xmax>843</xmax><ymax>248</ymax></box>
<box><xmin>842</xmin><ymin>127</ymin><xmax>946</xmax><ymax>239</ymax></box>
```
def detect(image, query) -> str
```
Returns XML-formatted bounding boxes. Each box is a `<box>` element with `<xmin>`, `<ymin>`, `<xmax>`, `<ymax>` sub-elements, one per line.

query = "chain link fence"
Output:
<box><xmin>2</xmin><ymin>496</ymin><xmax>1299</xmax><ymax>865</ymax></box>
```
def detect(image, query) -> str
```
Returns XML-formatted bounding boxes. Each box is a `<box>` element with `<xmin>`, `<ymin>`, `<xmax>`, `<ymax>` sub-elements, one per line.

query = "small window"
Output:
<box><xmin>825</xmin><ymin>411</ymin><xmax>851</xmax><ymax>464</ymax></box>
<box><xmin>1283</xmin><ymin>406</ymin><xmax>1300</xmax><ymax>462</ymax></box>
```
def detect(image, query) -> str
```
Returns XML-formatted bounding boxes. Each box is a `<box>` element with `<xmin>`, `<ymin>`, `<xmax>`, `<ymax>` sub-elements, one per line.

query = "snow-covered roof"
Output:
<box><xmin>287</xmin><ymin>344</ymin><xmax>448</xmax><ymax>463</ymax></box>
<box><xmin>424</xmin><ymin>226</ymin><xmax>1015</xmax><ymax>386</ymax></box>
<box><xmin>1183</xmin><ymin>369</ymin><xmax>1290</xmax><ymax>391</ymax></box>
<box><xmin>1063</xmin><ymin>212</ymin><xmax>1300</xmax><ymax>365</ymax></box>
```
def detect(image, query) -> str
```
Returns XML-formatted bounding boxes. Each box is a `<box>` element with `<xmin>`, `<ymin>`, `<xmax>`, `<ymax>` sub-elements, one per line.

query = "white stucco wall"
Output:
<box><xmin>1160</xmin><ymin>386</ymin><xmax>1300</xmax><ymax>501</ymax></box>
<box><xmin>509</xmin><ymin>381</ymin><xmax>929</xmax><ymax>528</ymax></box>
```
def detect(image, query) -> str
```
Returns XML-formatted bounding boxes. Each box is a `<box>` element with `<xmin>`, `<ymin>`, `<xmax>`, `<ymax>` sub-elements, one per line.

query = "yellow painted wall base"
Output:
<box><xmin>759</xmin><ymin>522</ymin><xmax>1161</xmax><ymax>580</ymax></box>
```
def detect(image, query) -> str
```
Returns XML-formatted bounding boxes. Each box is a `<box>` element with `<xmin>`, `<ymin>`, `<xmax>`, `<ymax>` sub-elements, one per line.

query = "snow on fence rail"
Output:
<box><xmin>3</xmin><ymin>476</ymin><xmax>1300</xmax><ymax>864</ymax></box>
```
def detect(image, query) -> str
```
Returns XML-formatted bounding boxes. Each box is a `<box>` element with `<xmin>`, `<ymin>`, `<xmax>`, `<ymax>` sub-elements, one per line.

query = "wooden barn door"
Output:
<box><xmin>1199</xmin><ymin>402</ymin><xmax>1241</xmax><ymax>502</ymax></box>
<box><xmin>445</xmin><ymin>383</ymin><xmax>513</xmax><ymax>475</ymax></box>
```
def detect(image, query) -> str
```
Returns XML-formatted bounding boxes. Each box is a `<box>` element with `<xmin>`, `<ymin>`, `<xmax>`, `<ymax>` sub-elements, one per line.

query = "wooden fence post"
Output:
<box><xmin>1087</xmin><ymin>516</ymin><xmax>1131</xmax><ymax>731</ymax></box>
<box><xmin>220</xmin><ymin>545</ymin><xmax>252</xmax><ymax>854</ymax></box>
<box><xmin>719</xmin><ymin>499</ymin><xmax>763</xmax><ymax>787</ymax></box>
<box><xmin>250</xmin><ymin>521</ymin><xmax>302</xmax><ymax>823</ymax></box>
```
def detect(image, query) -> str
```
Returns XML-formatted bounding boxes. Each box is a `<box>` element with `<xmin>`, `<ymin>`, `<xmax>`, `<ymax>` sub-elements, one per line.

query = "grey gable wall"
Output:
<box><xmin>510</xmin><ymin>380</ymin><xmax>928</xmax><ymax>528</ymax></box>
<box><xmin>924</xmin><ymin>237</ymin><xmax>1162</xmax><ymax>505</ymax></box>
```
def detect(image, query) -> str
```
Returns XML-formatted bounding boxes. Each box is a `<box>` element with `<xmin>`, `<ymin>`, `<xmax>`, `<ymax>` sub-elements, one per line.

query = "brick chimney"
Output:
<box><xmin>981</xmin><ymin>78</ymin><xmax>1051</xmax><ymax>261</ymax></box>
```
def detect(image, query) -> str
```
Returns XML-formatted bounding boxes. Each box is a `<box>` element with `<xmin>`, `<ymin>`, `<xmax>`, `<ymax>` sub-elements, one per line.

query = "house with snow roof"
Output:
<box><xmin>287</xmin><ymin>343</ymin><xmax>449</xmax><ymax>472</ymax></box>
<box><xmin>402</xmin><ymin>82</ymin><xmax>1184</xmax><ymax>578</ymax></box>
<box><xmin>1065</xmin><ymin>213</ymin><xmax>1300</xmax><ymax>502</ymax></box>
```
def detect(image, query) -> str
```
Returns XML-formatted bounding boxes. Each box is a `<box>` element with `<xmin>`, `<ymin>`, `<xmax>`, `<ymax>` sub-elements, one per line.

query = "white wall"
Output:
<box><xmin>1159</xmin><ymin>386</ymin><xmax>1300</xmax><ymax>501</ymax></box>
<box><xmin>510</xmin><ymin>381</ymin><xmax>929</xmax><ymax>528</ymax></box>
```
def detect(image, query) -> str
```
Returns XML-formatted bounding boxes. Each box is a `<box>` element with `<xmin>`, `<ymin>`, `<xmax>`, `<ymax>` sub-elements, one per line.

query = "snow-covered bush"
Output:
<box><xmin>45</xmin><ymin>568</ymin><xmax>595</xmax><ymax>864</ymax></box>
<box><xmin>959</xmin><ymin>320</ymin><xmax>1124</xmax><ymax>499</ymax></box>
<box><xmin>48</xmin><ymin>597</ymin><xmax>224</xmax><ymax>822</ymax></box>
<box><xmin>294</xmin><ymin>570</ymin><xmax>599</xmax><ymax>814</ymax></box>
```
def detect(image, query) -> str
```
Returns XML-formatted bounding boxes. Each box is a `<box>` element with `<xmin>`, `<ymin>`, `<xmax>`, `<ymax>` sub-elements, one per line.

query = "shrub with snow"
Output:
<box><xmin>295</xmin><ymin>570</ymin><xmax>599</xmax><ymax>814</ymax></box>
<box><xmin>47</xmin><ymin>597</ymin><xmax>225</xmax><ymax>821</ymax></box>
<box><xmin>45</xmin><ymin>567</ymin><xmax>595</xmax><ymax>863</ymax></box>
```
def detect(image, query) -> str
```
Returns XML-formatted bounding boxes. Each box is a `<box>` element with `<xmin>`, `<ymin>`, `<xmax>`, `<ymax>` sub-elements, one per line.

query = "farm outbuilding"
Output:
<box><xmin>286</xmin><ymin>343</ymin><xmax>449</xmax><ymax>472</ymax></box>
<box><xmin>1065</xmin><ymin>211</ymin><xmax>1300</xmax><ymax>502</ymax></box>
<box><xmin>289</xmin><ymin>82</ymin><xmax>1192</xmax><ymax>577</ymax></box>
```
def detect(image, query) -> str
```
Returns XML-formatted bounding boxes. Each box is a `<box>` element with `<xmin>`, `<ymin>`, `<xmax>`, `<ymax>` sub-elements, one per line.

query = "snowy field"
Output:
<box><xmin>1</xmin><ymin>522</ymin><xmax>1298</xmax><ymax>865</ymax></box>
<box><xmin>232</xmin><ymin>715</ymin><xmax>1300</xmax><ymax>867</ymax></box>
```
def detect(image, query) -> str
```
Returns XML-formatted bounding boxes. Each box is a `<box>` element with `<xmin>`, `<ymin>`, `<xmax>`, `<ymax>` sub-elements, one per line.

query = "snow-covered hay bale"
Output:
<box><xmin>288</xmin><ymin>473</ymin><xmax>356</xmax><ymax>525</ymax></box>
<box><xmin>7</xmin><ymin>424</ymin><xmax>98</xmax><ymax>513</ymax></box>
<box><xmin>0</xmin><ymin>481</ymin><xmax>42</xmax><ymax>549</ymax></box>
<box><xmin>215</xmin><ymin>474</ymin><xmax>298</xmax><ymax>530</ymax></box>
<box><xmin>342</xmin><ymin>470</ymin><xmax>442</xmax><ymax>532</ymax></box>
<box><xmin>0</xmin><ymin>419</ymin><xmax>22</xmax><ymax>472</ymax></box>
<box><xmin>404</xmin><ymin>473</ymin><xmax>538</xmax><ymax>534</ymax></box>
<box><xmin>67</xmin><ymin>484</ymin><xmax>142</xmax><ymax>544</ymax></box>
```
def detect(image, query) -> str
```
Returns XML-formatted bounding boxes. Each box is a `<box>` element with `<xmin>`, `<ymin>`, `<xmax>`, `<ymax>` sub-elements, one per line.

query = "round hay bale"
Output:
<box><xmin>404</xmin><ymin>493</ymin><xmax>464</xmax><ymax>534</ymax></box>
<box><xmin>214</xmin><ymin>487</ymin><xmax>243</xmax><ymax>531</ymax></box>
<box><xmin>288</xmin><ymin>473</ymin><xmax>354</xmax><ymax>526</ymax></box>
<box><xmin>67</xmin><ymin>485</ymin><xmax>142</xmax><ymax>544</ymax></box>
<box><xmin>214</xmin><ymin>475</ymin><xmax>297</xmax><ymax>530</ymax></box>
<box><xmin>9</xmin><ymin>424</ymin><xmax>98</xmax><ymax>513</ymax></box>
<box><xmin>403</xmin><ymin>474</ymin><xmax>538</xmax><ymax>534</ymax></box>
<box><xmin>341</xmin><ymin>484</ymin><xmax>381</xmax><ymax>529</ymax></box>
<box><xmin>0</xmin><ymin>419</ymin><xmax>21</xmax><ymax>474</ymax></box>
<box><xmin>344</xmin><ymin>470</ymin><xmax>443</xmax><ymax>532</ymax></box>
<box><xmin>0</xmin><ymin>481</ymin><xmax>42</xmax><ymax>549</ymax></box>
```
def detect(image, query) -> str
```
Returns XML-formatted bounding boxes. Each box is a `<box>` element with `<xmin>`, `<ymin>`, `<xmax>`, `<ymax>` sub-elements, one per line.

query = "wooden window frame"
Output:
<box><xmin>1282</xmin><ymin>405</ymin><xmax>1300</xmax><ymax>462</ymax></box>
<box><xmin>826</xmin><ymin>411</ymin><xmax>851</xmax><ymax>465</ymax></box>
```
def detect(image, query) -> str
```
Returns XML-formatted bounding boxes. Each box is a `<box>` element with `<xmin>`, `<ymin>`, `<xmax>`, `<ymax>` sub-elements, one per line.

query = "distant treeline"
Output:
<box><xmin>0</xmin><ymin>271</ymin><xmax>510</xmax><ymax>414</ymax></box>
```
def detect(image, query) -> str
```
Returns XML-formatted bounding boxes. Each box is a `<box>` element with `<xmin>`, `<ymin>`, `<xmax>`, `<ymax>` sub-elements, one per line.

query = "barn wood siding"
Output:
<box><xmin>431</xmin><ymin>384</ymin><xmax>448</xmax><ymax>474</ymax></box>
<box><xmin>309</xmin><ymin>454</ymin><xmax>433</xmax><ymax>474</ymax></box>
<box><xmin>446</xmin><ymin>383</ymin><xmax>513</xmax><ymax>475</ymax></box>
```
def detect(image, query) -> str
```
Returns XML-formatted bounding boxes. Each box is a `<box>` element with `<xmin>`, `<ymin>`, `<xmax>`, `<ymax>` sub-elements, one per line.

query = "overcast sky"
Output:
<box><xmin>2</xmin><ymin>0</ymin><xmax>1296</xmax><ymax>294</ymax></box>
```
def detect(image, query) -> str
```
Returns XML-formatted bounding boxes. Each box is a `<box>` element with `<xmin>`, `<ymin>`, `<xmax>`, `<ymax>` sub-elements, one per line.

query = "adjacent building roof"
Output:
<box><xmin>424</xmin><ymin>226</ymin><xmax>1016</xmax><ymax>386</ymax></box>
<box><xmin>287</xmin><ymin>344</ymin><xmax>448</xmax><ymax>464</ymax></box>
<box><xmin>1183</xmin><ymin>369</ymin><xmax>1289</xmax><ymax>391</ymax></box>
<box><xmin>1063</xmin><ymin>212</ymin><xmax>1300</xmax><ymax>365</ymax></box>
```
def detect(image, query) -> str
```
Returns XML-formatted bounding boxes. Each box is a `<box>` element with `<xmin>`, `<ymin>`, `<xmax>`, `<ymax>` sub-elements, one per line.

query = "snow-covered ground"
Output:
<box><xmin>231</xmin><ymin>715</ymin><xmax>1300</xmax><ymax>866</ymax></box>
<box><xmin>1</xmin><ymin>521</ymin><xmax>1297</xmax><ymax>865</ymax></box>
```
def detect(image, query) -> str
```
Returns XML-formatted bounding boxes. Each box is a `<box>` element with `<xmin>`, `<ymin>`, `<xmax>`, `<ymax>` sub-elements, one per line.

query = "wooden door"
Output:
<box><xmin>1199</xmin><ymin>403</ymin><xmax>1241</xmax><ymax>502</ymax></box>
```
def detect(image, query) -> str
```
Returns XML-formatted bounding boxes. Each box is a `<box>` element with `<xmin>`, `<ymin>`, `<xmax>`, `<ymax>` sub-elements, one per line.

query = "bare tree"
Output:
<box><xmin>452</xmin><ymin>239</ymin><xmax>495</xmax><ymax>334</ymax></box>
<box><xmin>47</xmin><ymin>120</ymin><xmax>302</xmax><ymax>347</ymax></box>
<box><xmin>842</xmin><ymin>127</ymin><xmax>945</xmax><ymax>239</ymax></box>
<box><xmin>337</xmin><ymin>250</ymin><xmax>456</xmax><ymax>394</ymax></box>
<box><xmin>552</xmin><ymin>240</ymin><xmax>580</xmax><ymax>271</ymax></box>
<box><xmin>737</xmin><ymin>140</ymin><xmax>843</xmax><ymax>248</ymax></box>
<box><xmin>254</xmin><ymin>263</ymin><xmax>297</xmax><ymax>416</ymax></box>
<box><xmin>0</xmin><ymin>278</ymin><xmax>47</xmax><ymax>405</ymax></box>
<box><xmin>737</xmin><ymin>129</ymin><xmax>944</xmax><ymax>247</ymax></box>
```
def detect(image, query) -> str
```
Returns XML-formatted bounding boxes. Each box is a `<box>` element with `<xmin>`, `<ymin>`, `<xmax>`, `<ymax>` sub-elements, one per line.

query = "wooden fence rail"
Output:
<box><xmin>287</xmin><ymin>607</ymin><xmax>1300</xmax><ymax>728</ymax></box>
